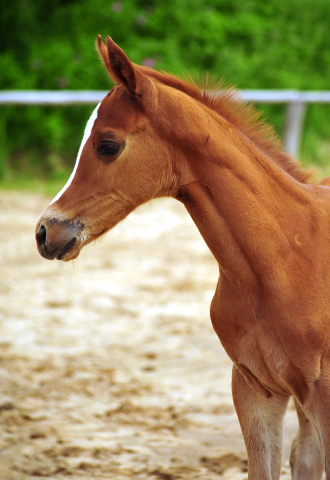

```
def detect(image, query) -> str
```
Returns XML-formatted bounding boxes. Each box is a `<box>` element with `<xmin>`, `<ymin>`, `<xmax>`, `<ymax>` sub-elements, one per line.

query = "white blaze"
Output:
<box><xmin>50</xmin><ymin>102</ymin><xmax>101</xmax><ymax>205</ymax></box>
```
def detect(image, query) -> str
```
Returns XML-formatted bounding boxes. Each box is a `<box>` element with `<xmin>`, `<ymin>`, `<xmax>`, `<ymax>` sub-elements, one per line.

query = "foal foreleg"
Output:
<box><xmin>232</xmin><ymin>365</ymin><xmax>289</xmax><ymax>480</ymax></box>
<box><xmin>290</xmin><ymin>398</ymin><xmax>324</xmax><ymax>480</ymax></box>
<box><xmin>301</xmin><ymin>366</ymin><xmax>330</xmax><ymax>480</ymax></box>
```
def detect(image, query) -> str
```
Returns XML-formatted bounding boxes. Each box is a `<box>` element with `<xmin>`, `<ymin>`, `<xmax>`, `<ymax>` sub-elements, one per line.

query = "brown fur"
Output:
<box><xmin>36</xmin><ymin>37</ymin><xmax>330</xmax><ymax>479</ymax></box>
<box><xmin>138</xmin><ymin>61</ymin><xmax>313</xmax><ymax>184</ymax></box>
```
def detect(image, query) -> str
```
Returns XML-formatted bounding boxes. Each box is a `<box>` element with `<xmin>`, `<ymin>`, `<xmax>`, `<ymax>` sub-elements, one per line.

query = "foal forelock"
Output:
<box><xmin>50</xmin><ymin>102</ymin><xmax>102</xmax><ymax>205</ymax></box>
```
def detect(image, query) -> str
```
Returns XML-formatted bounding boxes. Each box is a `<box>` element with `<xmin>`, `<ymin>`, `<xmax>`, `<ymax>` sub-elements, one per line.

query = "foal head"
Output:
<box><xmin>36</xmin><ymin>36</ymin><xmax>309</xmax><ymax>262</ymax></box>
<box><xmin>36</xmin><ymin>37</ymin><xmax>180</xmax><ymax>261</ymax></box>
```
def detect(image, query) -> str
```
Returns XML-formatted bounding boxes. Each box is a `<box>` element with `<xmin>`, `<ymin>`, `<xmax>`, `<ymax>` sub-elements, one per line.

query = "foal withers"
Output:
<box><xmin>36</xmin><ymin>36</ymin><xmax>330</xmax><ymax>479</ymax></box>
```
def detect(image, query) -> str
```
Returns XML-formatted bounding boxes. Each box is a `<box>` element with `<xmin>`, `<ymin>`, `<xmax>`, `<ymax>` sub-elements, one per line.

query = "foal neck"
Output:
<box><xmin>175</xmin><ymin>113</ymin><xmax>313</xmax><ymax>293</ymax></box>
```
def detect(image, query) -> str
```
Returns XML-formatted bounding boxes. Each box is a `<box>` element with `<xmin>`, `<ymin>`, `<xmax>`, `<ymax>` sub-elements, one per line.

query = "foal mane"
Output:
<box><xmin>139</xmin><ymin>66</ymin><xmax>312</xmax><ymax>184</ymax></box>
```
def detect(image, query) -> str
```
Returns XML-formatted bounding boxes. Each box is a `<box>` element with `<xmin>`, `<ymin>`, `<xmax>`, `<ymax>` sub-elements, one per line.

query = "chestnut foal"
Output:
<box><xmin>36</xmin><ymin>37</ymin><xmax>330</xmax><ymax>479</ymax></box>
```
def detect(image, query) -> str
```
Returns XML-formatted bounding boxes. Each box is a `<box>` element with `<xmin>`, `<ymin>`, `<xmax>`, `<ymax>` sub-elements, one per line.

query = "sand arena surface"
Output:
<box><xmin>0</xmin><ymin>191</ymin><xmax>301</xmax><ymax>479</ymax></box>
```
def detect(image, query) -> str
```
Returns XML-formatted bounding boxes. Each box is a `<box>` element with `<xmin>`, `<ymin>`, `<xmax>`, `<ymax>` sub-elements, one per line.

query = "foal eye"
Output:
<box><xmin>98</xmin><ymin>143</ymin><xmax>120</xmax><ymax>156</ymax></box>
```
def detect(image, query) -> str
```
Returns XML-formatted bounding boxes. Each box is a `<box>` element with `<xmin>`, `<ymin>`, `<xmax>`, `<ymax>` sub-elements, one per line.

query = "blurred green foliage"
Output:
<box><xmin>1</xmin><ymin>0</ymin><xmax>330</xmax><ymax>180</ymax></box>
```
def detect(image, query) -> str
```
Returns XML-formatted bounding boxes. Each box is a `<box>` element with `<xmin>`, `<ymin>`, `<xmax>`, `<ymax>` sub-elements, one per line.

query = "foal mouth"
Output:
<box><xmin>36</xmin><ymin>234</ymin><xmax>81</xmax><ymax>261</ymax></box>
<box><xmin>55</xmin><ymin>237</ymin><xmax>78</xmax><ymax>260</ymax></box>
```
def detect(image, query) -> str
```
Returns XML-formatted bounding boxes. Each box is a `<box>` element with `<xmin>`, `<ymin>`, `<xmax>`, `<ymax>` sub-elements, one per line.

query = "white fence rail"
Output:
<box><xmin>1</xmin><ymin>90</ymin><xmax>330</xmax><ymax>157</ymax></box>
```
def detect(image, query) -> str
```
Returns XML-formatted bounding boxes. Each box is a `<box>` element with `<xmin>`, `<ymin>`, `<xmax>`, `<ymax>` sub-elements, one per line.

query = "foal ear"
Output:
<box><xmin>97</xmin><ymin>35</ymin><xmax>140</xmax><ymax>99</ymax></box>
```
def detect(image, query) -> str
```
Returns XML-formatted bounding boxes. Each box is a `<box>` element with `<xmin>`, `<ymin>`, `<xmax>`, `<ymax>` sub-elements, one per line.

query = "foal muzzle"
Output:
<box><xmin>36</xmin><ymin>217</ymin><xmax>85</xmax><ymax>261</ymax></box>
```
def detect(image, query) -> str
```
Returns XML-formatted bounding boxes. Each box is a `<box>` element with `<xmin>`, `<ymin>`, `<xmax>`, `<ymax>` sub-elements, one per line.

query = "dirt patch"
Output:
<box><xmin>0</xmin><ymin>191</ymin><xmax>299</xmax><ymax>479</ymax></box>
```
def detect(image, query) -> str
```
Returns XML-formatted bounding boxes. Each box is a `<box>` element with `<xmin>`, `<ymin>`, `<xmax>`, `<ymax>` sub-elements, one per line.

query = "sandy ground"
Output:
<box><xmin>0</xmin><ymin>190</ymin><xmax>303</xmax><ymax>479</ymax></box>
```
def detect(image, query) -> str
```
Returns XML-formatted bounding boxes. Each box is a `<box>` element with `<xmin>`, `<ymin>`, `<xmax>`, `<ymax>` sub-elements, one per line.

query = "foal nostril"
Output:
<box><xmin>36</xmin><ymin>224</ymin><xmax>47</xmax><ymax>247</ymax></box>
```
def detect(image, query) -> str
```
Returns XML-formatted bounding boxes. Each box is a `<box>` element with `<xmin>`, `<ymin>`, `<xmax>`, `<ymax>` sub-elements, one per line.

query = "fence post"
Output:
<box><xmin>284</xmin><ymin>101</ymin><xmax>306</xmax><ymax>157</ymax></box>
